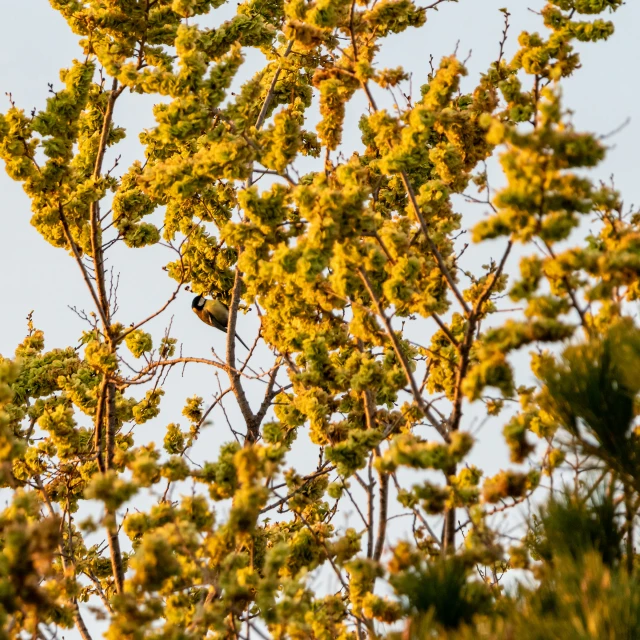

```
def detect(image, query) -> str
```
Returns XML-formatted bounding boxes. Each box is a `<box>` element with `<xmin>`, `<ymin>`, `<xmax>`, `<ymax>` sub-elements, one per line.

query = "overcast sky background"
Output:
<box><xmin>0</xmin><ymin>0</ymin><xmax>638</xmax><ymax>634</ymax></box>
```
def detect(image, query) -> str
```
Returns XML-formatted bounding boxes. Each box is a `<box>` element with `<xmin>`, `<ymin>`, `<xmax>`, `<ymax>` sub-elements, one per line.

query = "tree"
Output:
<box><xmin>0</xmin><ymin>0</ymin><xmax>636</xmax><ymax>638</ymax></box>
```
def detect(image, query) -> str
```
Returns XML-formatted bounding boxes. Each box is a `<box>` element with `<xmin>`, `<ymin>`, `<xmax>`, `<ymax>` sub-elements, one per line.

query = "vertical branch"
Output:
<box><xmin>87</xmin><ymin>77</ymin><xmax>126</xmax><ymax>594</ymax></box>
<box><xmin>373</xmin><ymin>465</ymin><xmax>389</xmax><ymax>561</ymax></box>
<box><xmin>58</xmin><ymin>79</ymin><xmax>127</xmax><ymax>591</ymax></box>
<box><xmin>93</xmin><ymin>377</ymin><xmax>108</xmax><ymax>473</ymax></box>
<box><xmin>443</xmin><ymin>241</ymin><xmax>513</xmax><ymax>551</ymax></box>
<box><xmin>104</xmin><ymin>380</ymin><xmax>125</xmax><ymax>594</ymax></box>
<box><xmin>363</xmin><ymin>386</ymin><xmax>389</xmax><ymax>561</ymax></box>
<box><xmin>106</xmin><ymin>519</ymin><xmax>126</xmax><ymax>595</ymax></box>
<box><xmin>105</xmin><ymin>382</ymin><xmax>117</xmax><ymax>470</ymax></box>
<box><xmin>227</xmin><ymin>40</ymin><xmax>294</xmax><ymax>443</ymax></box>
<box><xmin>56</xmin><ymin>73</ymin><xmax>127</xmax><ymax>602</ymax></box>
<box><xmin>226</xmin><ymin>267</ymin><xmax>258</xmax><ymax>442</ymax></box>
<box><xmin>91</xmin><ymin>78</ymin><xmax>124</xmax><ymax>327</ymax></box>
<box><xmin>442</xmin><ymin>501</ymin><xmax>456</xmax><ymax>553</ymax></box>
<box><xmin>625</xmin><ymin>485</ymin><xmax>634</xmax><ymax>576</ymax></box>
<box><xmin>496</xmin><ymin>9</ymin><xmax>511</xmax><ymax>66</ymax></box>
<box><xmin>366</xmin><ymin>454</ymin><xmax>375</xmax><ymax>559</ymax></box>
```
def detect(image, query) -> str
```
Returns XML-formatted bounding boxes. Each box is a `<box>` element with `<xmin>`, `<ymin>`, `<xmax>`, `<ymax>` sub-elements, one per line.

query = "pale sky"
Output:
<box><xmin>0</xmin><ymin>1</ymin><xmax>638</xmax><ymax>634</ymax></box>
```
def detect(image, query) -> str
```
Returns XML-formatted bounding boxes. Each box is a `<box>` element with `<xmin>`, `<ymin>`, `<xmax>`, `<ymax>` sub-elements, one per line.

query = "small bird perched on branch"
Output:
<box><xmin>191</xmin><ymin>295</ymin><xmax>251</xmax><ymax>351</ymax></box>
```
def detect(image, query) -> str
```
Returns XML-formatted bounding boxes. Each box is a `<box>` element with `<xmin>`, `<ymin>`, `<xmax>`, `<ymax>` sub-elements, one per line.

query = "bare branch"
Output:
<box><xmin>497</xmin><ymin>8</ymin><xmax>511</xmax><ymax>65</ymax></box>
<box><xmin>443</xmin><ymin>240</ymin><xmax>512</xmax><ymax>550</ymax></box>
<box><xmin>254</xmin><ymin>361</ymin><xmax>281</xmax><ymax>425</ymax></box>
<box><xmin>58</xmin><ymin>205</ymin><xmax>109</xmax><ymax>329</ymax></box>
<box><xmin>120</xmin><ymin>279</ymin><xmax>184</xmax><ymax>340</ymax></box>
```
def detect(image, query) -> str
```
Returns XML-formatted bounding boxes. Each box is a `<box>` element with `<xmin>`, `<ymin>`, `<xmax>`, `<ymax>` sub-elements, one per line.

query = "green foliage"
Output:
<box><xmin>531</xmin><ymin>489</ymin><xmax>623</xmax><ymax>568</ymax></box>
<box><xmin>0</xmin><ymin>0</ymin><xmax>637</xmax><ymax>637</ymax></box>
<box><xmin>538</xmin><ymin>321</ymin><xmax>640</xmax><ymax>476</ymax></box>
<box><xmin>391</xmin><ymin>554</ymin><xmax>492</xmax><ymax>632</ymax></box>
<box><xmin>125</xmin><ymin>330</ymin><xmax>154</xmax><ymax>358</ymax></box>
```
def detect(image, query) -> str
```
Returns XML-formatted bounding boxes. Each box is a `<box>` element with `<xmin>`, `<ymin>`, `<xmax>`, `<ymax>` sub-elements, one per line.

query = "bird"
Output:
<box><xmin>191</xmin><ymin>295</ymin><xmax>251</xmax><ymax>351</ymax></box>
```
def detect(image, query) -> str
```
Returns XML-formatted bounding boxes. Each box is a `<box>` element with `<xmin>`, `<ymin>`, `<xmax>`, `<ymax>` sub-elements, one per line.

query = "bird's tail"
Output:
<box><xmin>236</xmin><ymin>333</ymin><xmax>251</xmax><ymax>351</ymax></box>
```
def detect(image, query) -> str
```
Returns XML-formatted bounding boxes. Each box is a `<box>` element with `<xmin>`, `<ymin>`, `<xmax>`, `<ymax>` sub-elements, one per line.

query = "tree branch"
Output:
<box><xmin>358</xmin><ymin>267</ymin><xmax>447</xmax><ymax>439</ymax></box>
<box><xmin>120</xmin><ymin>279</ymin><xmax>184</xmax><ymax>340</ymax></box>
<box><xmin>58</xmin><ymin>205</ymin><xmax>109</xmax><ymax>329</ymax></box>
<box><xmin>93</xmin><ymin>377</ymin><xmax>108</xmax><ymax>473</ymax></box>
<box><xmin>255</xmin><ymin>40</ymin><xmax>294</xmax><ymax>131</ymax></box>
<box><xmin>400</xmin><ymin>172</ymin><xmax>470</xmax><ymax>314</ymax></box>
<box><xmin>260</xmin><ymin>465</ymin><xmax>335</xmax><ymax>515</ymax></box>
<box><xmin>226</xmin><ymin>266</ymin><xmax>258</xmax><ymax>442</ymax></box>
<box><xmin>90</xmin><ymin>78</ymin><xmax>124</xmax><ymax>332</ymax></box>
<box><xmin>104</xmin><ymin>381</ymin><xmax>125</xmax><ymax>594</ymax></box>
<box><xmin>35</xmin><ymin>477</ymin><xmax>94</xmax><ymax>640</ymax></box>
<box><xmin>374</xmin><ymin>464</ymin><xmax>389</xmax><ymax>561</ymax></box>
<box><xmin>443</xmin><ymin>241</ymin><xmax>512</xmax><ymax>551</ymax></box>
<box><xmin>448</xmin><ymin>241</ymin><xmax>512</xmax><ymax>434</ymax></box>
<box><xmin>255</xmin><ymin>360</ymin><xmax>281</xmax><ymax>426</ymax></box>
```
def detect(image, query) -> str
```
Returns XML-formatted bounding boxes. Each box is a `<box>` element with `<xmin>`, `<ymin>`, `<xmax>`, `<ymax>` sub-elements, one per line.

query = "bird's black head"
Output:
<box><xmin>192</xmin><ymin>295</ymin><xmax>205</xmax><ymax>311</ymax></box>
